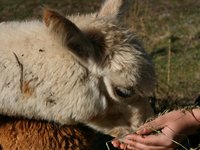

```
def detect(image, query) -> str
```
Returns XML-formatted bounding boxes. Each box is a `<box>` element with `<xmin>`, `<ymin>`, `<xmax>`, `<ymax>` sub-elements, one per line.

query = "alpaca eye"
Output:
<box><xmin>115</xmin><ymin>87</ymin><xmax>135</xmax><ymax>98</ymax></box>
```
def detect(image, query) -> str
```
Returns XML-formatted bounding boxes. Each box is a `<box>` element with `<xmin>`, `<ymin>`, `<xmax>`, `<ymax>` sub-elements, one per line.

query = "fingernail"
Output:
<box><xmin>111</xmin><ymin>142</ymin><xmax>117</xmax><ymax>147</ymax></box>
<box><xmin>136</xmin><ymin>129</ymin><xmax>144</xmax><ymax>134</ymax></box>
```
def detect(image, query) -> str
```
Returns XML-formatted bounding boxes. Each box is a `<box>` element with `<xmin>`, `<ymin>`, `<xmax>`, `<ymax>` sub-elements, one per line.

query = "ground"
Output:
<box><xmin>0</xmin><ymin>0</ymin><xmax>199</xmax><ymax>116</ymax></box>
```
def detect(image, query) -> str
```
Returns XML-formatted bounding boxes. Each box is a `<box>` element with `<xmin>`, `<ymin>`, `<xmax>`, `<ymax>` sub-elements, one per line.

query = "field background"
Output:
<box><xmin>0</xmin><ymin>0</ymin><xmax>199</xmax><ymax>112</ymax></box>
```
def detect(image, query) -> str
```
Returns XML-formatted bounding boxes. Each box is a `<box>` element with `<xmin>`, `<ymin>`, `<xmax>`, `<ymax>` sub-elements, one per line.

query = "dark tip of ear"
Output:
<box><xmin>43</xmin><ymin>8</ymin><xmax>62</xmax><ymax>27</ymax></box>
<box><xmin>43</xmin><ymin>8</ymin><xmax>55</xmax><ymax>27</ymax></box>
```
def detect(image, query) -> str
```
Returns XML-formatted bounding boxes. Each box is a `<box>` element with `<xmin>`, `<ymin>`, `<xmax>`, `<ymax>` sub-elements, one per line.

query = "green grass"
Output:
<box><xmin>129</xmin><ymin>0</ymin><xmax>200</xmax><ymax>106</ymax></box>
<box><xmin>0</xmin><ymin>0</ymin><xmax>199</xmax><ymax>108</ymax></box>
<box><xmin>0</xmin><ymin>0</ymin><xmax>101</xmax><ymax>21</ymax></box>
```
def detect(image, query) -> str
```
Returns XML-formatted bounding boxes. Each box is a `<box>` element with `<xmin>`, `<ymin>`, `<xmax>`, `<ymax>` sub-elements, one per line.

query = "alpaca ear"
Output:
<box><xmin>43</xmin><ymin>8</ymin><xmax>103</xmax><ymax>63</ymax></box>
<box><xmin>98</xmin><ymin>0</ymin><xmax>131</xmax><ymax>21</ymax></box>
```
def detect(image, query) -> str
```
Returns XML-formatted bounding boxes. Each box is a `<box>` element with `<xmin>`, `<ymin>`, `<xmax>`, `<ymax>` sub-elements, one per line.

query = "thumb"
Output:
<box><xmin>136</xmin><ymin>119</ymin><xmax>166</xmax><ymax>135</ymax></box>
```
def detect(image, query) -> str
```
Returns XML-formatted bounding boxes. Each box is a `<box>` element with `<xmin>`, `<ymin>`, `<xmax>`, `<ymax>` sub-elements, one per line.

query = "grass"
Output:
<box><xmin>128</xmin><ymin>0</ymin><xmax>200</xmax><ymax>108</ymax></box>
<box><xmin>0</xmin><ymin>0</ymin><xmax>199</xmax><ymax>109</ymax></box>
<box><xmin>0</xmin><ymin>0</ymin><xmax>101</xmax><ymax>21</ymax></box>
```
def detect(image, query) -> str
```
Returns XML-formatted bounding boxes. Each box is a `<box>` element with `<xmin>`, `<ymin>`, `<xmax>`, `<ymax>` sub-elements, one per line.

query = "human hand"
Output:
<box><xmin>112</xmin><ymin>109</ymin><xmax>200</xmax><ymax>150</ymax></box>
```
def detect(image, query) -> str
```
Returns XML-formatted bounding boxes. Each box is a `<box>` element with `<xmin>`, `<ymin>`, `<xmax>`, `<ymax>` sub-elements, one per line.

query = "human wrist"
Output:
<box><xmin>191</xmin><ymin>108</ymin><xmax>200</xmax><ymax>126</ymax></box>
<box><xmin>184</xmin><ymin>108</ymin><xmax>200</xmax><ymax>134</ymax></box>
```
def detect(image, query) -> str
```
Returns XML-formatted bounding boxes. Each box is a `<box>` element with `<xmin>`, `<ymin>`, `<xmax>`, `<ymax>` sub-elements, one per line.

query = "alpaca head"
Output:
<box><xmin>42</xmin><ymin>0</ymin><xmax>155</xmax><ymax>136</ymax></box>
<box><xmin>43</xmin><ymin>0</ymin><xmax>155</xmax><ymax>102</ymax></box>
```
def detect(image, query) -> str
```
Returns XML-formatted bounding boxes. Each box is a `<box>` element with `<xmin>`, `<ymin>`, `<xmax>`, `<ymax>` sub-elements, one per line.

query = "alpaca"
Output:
<box><xmin>0</xmin><ymin>0</ymin><xmax>155</xmax><ymax>149</ymax></box>
<box><xmin>0</xmin><ymin>115</ymin><xmax>116</xmax><ymax>150</ymax></box>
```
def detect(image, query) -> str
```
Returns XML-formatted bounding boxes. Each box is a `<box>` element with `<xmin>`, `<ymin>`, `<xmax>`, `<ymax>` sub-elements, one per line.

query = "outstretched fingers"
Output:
<box><xmin>125</xmin><ymin>133</ymin><xmax>175</xmax><ymax>147</ymax></box>
<box><xmin>136</xmin><ymin>115</ymin><xmax>168</xmax><ymax>135</ymax></box>
<box><xmin>112</xmin><ymin>139</ymin><xmax>127</xmax><ymax>149</ymax></box>
<box><xmin>125</xmin><ymin>141</ymin><xmax>174</xmax><ymax>150</ymax></box>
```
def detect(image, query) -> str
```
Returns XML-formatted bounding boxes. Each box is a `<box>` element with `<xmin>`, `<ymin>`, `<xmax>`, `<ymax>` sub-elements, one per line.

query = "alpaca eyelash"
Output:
<box><xmin>115</xmin><ymin>87</ymin><xmax>135</xmax><ymax>98</ymax></box>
